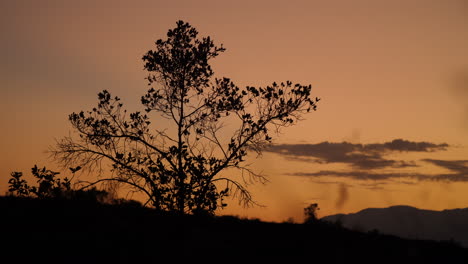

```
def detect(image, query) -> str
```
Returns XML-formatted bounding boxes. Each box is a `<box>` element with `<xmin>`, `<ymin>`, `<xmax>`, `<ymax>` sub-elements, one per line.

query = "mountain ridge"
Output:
<box><xmin>322</xmin><ymin>205</ymin><xmax>468</xmax><ymax>247</ymax></box>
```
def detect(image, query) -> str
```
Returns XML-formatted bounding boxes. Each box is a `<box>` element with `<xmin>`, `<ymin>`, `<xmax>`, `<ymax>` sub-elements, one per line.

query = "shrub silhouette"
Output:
<box><xmin>8</xmin><ymin>165</ymin><xmax>70</xmax><ymax>198</ymax></box>
<box><xmin>8</xmin><ymin>172</ymin><xmax>32</xmax><ymax>197</ymax></box>
<box><xmin>7</xmin><ymin>165</ymin><xmax>128</xmax><ymax>205</ymax></box>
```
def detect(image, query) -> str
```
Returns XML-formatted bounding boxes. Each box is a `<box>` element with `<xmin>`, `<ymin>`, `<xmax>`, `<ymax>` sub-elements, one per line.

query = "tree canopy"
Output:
<box><xmin>52</xmin><ymin>20</ymin><xmax>319</xmax><ymax>214</ymax></box>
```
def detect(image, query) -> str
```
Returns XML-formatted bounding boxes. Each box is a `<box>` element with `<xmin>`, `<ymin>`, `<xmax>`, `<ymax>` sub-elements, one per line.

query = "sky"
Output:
<box><xmin>1</xmin><ymin>0</ymin><xmax>468</xmax><ymax>222</ymax></box>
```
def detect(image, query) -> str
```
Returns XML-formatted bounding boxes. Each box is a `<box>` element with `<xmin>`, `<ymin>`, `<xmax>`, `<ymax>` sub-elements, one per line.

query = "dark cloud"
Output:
<box><xmin>269</xmin><ymin>139</ymin><xmax>468</xmax><ymax>186</ymax></box>
<box><xmin>421</xmin><ymin>159</ymin><xmax>468</xmax><ymax>182</ymax></box>
<box><xmin>266</xmin><ymin>139</ymin><xmax>448</xmax><ymax>170</ymax></box>
<box><xmin>310</xmin><ymin>177</ymin><xmax>391</xmax><ymax>190</ymax></box>
<box><xmin>335</xmin><ymin>183</ymin><xmax>349</xmax><ymax>209</ymax></box>
<box><xmin>423</xmin><ymin>159</ymin><xmax>468</xmax><ymax>174</ymax></box>
<box><xmin>290</xmin><ymin>170</ymin><xmax>415</xmax><ymax>181</ymax></box>
<box><xmin>366</xmin><ymin>139</ymin><xmax>449</xmax><ymax>152</ymax></box>
<box><xmin>290</xmin><ymin>168</ymin><xmax>468</xmax><ymax>183</ymax></box>
<box><xmin>359</xmin><ymin>182</ymin><xmax>387</xmax><ymax>190</ymax></box>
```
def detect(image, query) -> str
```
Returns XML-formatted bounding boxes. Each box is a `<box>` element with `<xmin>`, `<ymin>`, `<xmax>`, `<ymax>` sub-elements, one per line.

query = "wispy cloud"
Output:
<box><xmin>290</xmin><ymin>168</ymin><xmax>468</xmax><ymax>183</ymax></box>
<box><xmin>335</xmin><ymin>183</ymin><xmax>349</xmax><ymax>209</ymax></box>
<box><xmin>290</xmin><ymin>170</ymin><xmax>418</xmax><ymax>181</ymax></box>
<box><xmin>365</xmin><ymin>139</ymin><xmax>449</xmax><ymax>152</ymax></box>
<box><xmin>423</xmin><ymin>159</ymin><xmax>468</xmax><ymax>174</ymax></box>
<box><xmin>266</xmin><ymin>139</ymin><xmax>448</xmax><ymax>170</ymax></box>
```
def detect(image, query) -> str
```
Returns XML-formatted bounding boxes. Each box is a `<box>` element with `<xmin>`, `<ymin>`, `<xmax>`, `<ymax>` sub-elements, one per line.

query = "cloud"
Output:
<box><xmin>366</xmin><ymin>139</ymin><xmax>449</xmax><ymax>152</ymax></box>
<box><xmin>268</xmin><ymin>139</ymin><xmax>468</xmax><ymax>186</ymax></box>
<box><xmin>308</xmin><ymin>175</ymin><xmax>395</xmax><ymax>190</ymax></box>
<box><xmin>335</xmin><ymin>183</ymin><xmax>349</xmax><ymax>209</ymax></box>
<box><xmin>359</xmin><ymin>182</ymin><xmax>387</xmax><ymax>190</ymax></box>
<box><xmin>290</xmin><ymin>168</ymin><xmax>468</xmax><ymax>183</ymax></box>
<box><xmin>423</xmin><ymin>159</ymin><xmax>468</xmax><ymax>174</ymax></box>
<box><xmin>266</xmin><ymin>139</ymin><xmax>448</xmax><ymax>170</ymax></box>
<box><xmin>290</xmin><ymin>170</ymin><xmax>416</xmax><ymax>181</ymax></box>
<box><xmin>421</xmin><ymin>159</ymin><xmax>468</xmax><ymax>182</ymax></box>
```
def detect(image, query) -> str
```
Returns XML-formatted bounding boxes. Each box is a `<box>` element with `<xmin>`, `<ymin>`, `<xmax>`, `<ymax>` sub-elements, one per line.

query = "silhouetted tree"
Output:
<box><xmin>51</xmin><ymin>20</ymin><xmax>319</xmax><ymax>215</ymax></box>
<box><xmin>304</xmin><ymin>203</ymin><xmax>320</xmax><ymax>223</ymax></box>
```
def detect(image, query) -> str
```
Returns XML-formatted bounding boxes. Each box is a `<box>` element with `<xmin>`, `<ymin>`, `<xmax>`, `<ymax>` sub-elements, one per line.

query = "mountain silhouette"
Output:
<box><xmin>322</xmin><ymin>205</ymin><xmax>468</xmax><ymax>247</ymax></box>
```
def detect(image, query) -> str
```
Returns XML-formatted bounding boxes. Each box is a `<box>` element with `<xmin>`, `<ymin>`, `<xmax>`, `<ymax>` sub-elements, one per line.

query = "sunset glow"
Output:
<box><xmin>2</xmin><ymin>0</ymin><xmax>468</xmax><ymax>222</ymax></box>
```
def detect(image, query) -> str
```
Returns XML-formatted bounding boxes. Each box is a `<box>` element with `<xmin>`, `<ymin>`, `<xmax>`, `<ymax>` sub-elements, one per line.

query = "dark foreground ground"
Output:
<box><xmin>1</xmin><ymin>196</ymin><xmax>467</xmax><ymax>263</ymax></box>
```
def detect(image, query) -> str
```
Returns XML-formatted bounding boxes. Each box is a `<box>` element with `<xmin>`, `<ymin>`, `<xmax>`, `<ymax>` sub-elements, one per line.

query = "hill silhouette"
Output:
<box><xmin>322</xmin><ymin>205</ymin><xmax>468</xmax><ymax>248</ymax></box>
<box><xmin>1</xmin><ymin>197</ymin><xmax>467</xmax><ymax>263</ymax></box>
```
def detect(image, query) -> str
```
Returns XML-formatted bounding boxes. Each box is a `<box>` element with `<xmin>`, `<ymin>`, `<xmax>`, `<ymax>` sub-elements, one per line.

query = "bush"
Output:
<box><xmin>8</xmin><ymin>165</ymin><xmax>70</xmax><ymax>198</ymax></box>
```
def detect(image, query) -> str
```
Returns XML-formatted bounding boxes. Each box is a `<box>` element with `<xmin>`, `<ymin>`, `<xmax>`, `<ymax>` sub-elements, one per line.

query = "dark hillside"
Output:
<box><xmin>1</xmin><ymin>196</ymin><xmax>467</xmax><ymax>263</ymax></box>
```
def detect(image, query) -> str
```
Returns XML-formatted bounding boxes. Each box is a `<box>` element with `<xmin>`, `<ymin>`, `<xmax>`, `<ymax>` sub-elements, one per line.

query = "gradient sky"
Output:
<box><xmin>2</xmin><ymin>0</ymin><xmax>468</xmax><ymax>222</ymax></box>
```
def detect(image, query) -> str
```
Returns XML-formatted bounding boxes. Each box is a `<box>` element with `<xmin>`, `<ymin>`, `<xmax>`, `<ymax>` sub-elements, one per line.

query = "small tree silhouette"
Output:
<box><xmin>304</xmin><ymin>203</ymin><xmax>320</xmax><ymax>223</ymax></box>
<box><xmin>51</xmin><ymin>20</ymin><xmax>319</xmax><ymax>215</ymax></box>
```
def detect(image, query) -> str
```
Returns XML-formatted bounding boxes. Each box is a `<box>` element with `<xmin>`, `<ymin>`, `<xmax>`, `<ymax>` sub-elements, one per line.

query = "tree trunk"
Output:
<box><xmin>177</xmin><ymin>81</ymin><xmax>185</xmax><ymax>214</ymax></box>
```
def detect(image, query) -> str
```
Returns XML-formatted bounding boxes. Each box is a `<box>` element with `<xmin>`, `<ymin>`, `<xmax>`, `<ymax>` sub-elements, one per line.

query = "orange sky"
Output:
<box><xmin>2</xmin><ymin>0</ymin><xmax>468</xmax><ymax>222</ymax></box>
